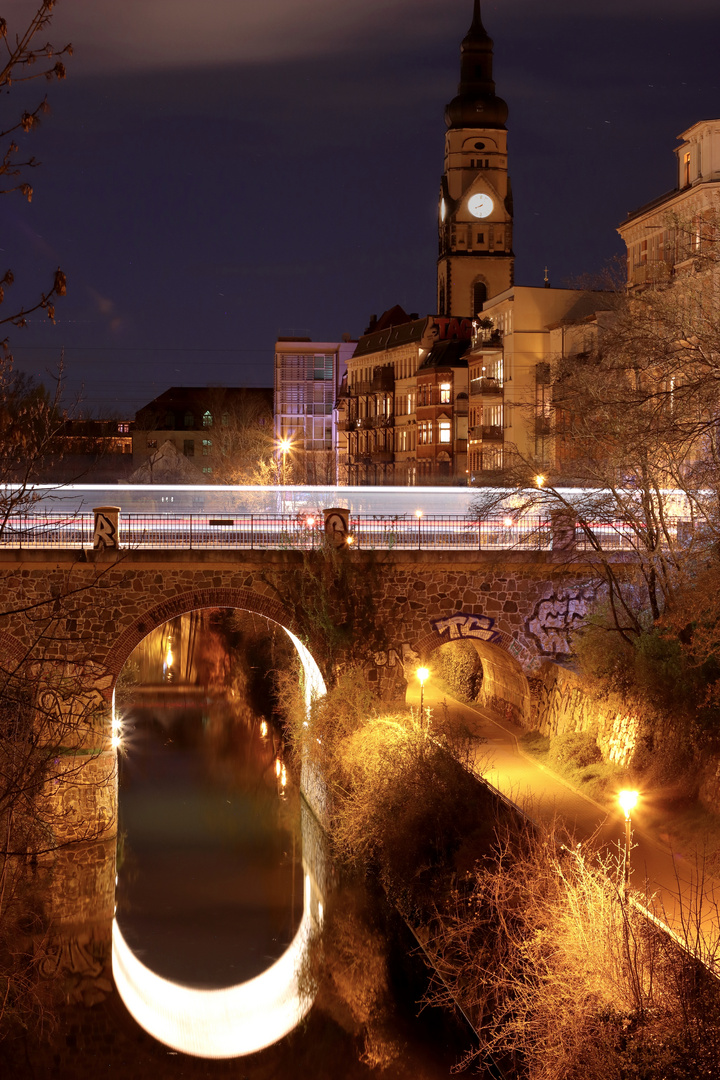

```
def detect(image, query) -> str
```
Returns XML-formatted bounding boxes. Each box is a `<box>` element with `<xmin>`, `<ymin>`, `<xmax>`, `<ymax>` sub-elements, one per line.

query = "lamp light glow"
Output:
<box><xmin>618</xmin><ymin>789</ymin><xmax>639</xmax><ymax>819</ymax></box>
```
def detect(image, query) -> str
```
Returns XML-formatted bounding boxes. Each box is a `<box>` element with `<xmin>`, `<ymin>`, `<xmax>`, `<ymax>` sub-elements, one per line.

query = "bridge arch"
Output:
<box><xmin>105</xmin><ymin>586</ymin><xmax>314</xmax><ymax>681</ymax></box>
<box><xmin>414</xmin><ymin>628</ymin><xmax>531</xmax><ymax>722</ymax></box>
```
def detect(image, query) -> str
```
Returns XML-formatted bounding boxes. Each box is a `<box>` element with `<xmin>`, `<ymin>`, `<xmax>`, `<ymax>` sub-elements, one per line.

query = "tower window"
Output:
<box><xmin>476</xmin><ymin>232</ymin><xmax>484</xmax><ymax>244</ymax></box>
<box><xmin>683</xmin><ymin>151</ymin><xmax>691</xmax><ymax>186</ymax></box>
<box><xmin>474</xmin><ymin>141</ymin><xmax>485</xmax><ymax>150</ymax></box>
<box><xmin>202</xmin><ymin>410</ymin><xmax>213</xmax><ymax>428</ymax></box>
<box><xmin>473</xmin><ymin>282</ymin><xmax>487</xmax><ymax>313</ymax></box>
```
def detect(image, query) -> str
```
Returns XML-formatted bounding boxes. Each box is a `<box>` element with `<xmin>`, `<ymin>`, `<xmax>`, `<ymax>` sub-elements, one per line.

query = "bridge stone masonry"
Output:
<box><xmin>0</xmin><ymin>543</ymin><xmax>619</xmax><ymax>725</ymax></box>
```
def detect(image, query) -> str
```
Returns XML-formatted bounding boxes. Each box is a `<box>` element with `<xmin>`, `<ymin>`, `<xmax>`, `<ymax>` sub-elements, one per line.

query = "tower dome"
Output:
<box><xmin>445</xmin><ymin>0</ymin><xmax>508</xmax><ymax>130</ymax></box>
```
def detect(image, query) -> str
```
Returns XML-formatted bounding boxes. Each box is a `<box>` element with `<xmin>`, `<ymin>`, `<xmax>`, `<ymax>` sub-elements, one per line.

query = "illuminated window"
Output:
<box><xmin>439</xmin><ymin>383</ymin><xmax>451</xmax><ymax>404</ymax></box>
<box><xmin>146</xmin><ymin>438</ymin><xmax>157</xmax><ymax>450</ymax></box>
<box><xmin>117</xmin><ymin>422</ymin><xmax>129</xmax><ymax>433</ymax></box>
<box><xmin>202</xmin><ymin>411</ymin><xmax>213</xmax><ymax>428</ymax></box>
<box><xmin>202</xmin><ymin>439</ymin><xmax>212</xmax><ymax>456</ymax></box>
<box><xmin>684</xmin><ymin>151</ymin><xmax>691</xmax><ymax>186</ymax></box>
<box><xmin>439</xmin><ymin>421</ymin><xmax>451</xmax><ymax>444</ymax></box>
<box><xmin>202</xmin><ymin>466</ymin><xmax>212</xmax><ymax>474</ymax></box>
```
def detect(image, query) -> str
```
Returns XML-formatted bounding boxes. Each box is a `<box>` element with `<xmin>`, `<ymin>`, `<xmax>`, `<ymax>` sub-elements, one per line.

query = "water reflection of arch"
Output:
<box><xmin>112</xmin><ymin>801</ymin><xmax>328</xmax><ymax>1059</ymax></box>
<box><xmin>112</xmin><ymin>598</ymin><xmax>328</xmax><ymax>1058</ymax></box>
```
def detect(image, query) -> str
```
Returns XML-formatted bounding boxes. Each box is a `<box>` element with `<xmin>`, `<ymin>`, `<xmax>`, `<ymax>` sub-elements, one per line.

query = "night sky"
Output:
<box><xmin>3</xmin><ymin>0</ymin><xmax>720</xmax><ymax>417</ymax></box>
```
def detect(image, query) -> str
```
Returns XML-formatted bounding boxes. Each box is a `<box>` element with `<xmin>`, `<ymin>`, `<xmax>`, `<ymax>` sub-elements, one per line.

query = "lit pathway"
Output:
<box><xmin>410</xmin><ymin>683</ymin><xmax>720</xmax><ymax>961</ymax></box>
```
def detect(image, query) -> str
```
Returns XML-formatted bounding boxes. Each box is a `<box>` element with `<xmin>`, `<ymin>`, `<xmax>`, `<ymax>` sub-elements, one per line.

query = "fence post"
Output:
<box><xmin>250</xmin><ymin>514</ymin><xmax>253</xmax><ymax>550</ymax></box>
<box><xmin>189</xmin><ymin>514</ymin><xmax>193</xmax><ymax>550</ymax></box>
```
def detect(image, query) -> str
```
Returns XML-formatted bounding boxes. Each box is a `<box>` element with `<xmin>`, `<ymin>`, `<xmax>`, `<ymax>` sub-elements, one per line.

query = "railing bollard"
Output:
<box><xmin>93</xmin><ymin>506</ymin><xmax>121</xmax><ymax>550</ymax></box>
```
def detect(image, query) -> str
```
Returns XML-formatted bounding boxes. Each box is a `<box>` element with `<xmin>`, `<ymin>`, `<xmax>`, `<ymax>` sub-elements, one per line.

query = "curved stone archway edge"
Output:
<box><xmin>104</xmin><ymin>586</ymin><xmax>310</xmax><ymax>684</ymax></box>
<box><xmin>0</xmin><ymin>629</ymin><xmax>31</xmax><ymax>669</ymax></box>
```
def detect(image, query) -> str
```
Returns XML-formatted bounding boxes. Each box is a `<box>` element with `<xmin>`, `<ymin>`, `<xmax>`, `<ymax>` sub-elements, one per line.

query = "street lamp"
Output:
<box><xmin>535</xmin><ymin>474</ymin><xmax>545</xmax><ymax>488</ymax></box>
<box><xmin>618</xmin><ymin>788</ymin><xmax>639</xmax><ymax>895</ymax></box>
<box><xmin>416</xmin><ymin>666</ymin><xmax>429</xmax><ymax>720</ymax></box>
<box><xmin>415</xmin><ymin>509</ymin><xmax>423</xmax><ymax>550</ymax></box>
<box><xmin>278</xmin><ymin>438</ymin><xmax>291</xmax><ymax>485</ymax></box>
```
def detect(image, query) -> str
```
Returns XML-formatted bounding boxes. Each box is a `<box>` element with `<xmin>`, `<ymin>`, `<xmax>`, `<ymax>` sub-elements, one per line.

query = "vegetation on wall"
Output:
<box><xmin>434</xmin><ymin>639</ymin><xmax>483</xmax><ymax>702</ymax></box>
<box><xmin>425</xmin><ymin>818</ymin><xmax>720</xmax><ymax>1080</ymax></box>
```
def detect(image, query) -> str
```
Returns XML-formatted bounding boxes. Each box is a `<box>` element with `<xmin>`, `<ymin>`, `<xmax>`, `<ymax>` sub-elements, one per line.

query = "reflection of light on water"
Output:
<box><xmin>112</xmin><ymin>873</ymin><xmax>318</xmax><ymax>1059</ymax></box>
<box><xmin>260</xmin><ymin>719</ymin><xmax>268</xmax><ymax>738</ymax></box>
<box><xmin>275</xmin><ymin>758</ymin><xmax>281</xmax><ymax>778</ymax></box>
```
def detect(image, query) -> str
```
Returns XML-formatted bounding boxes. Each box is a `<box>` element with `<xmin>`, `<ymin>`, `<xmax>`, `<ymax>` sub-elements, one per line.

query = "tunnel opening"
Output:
<box><xmin>429</xmin><ymin>635</ymin><xmax>530</xmax><ymax>723</ymax></box>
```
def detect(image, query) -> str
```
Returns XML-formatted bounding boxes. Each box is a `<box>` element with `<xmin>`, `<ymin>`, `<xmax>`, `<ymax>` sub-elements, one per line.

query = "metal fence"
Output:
<box><xmin>0</xmin><ymin>511</ymin><xmax>689</xmax><ymax>553</ymax></box>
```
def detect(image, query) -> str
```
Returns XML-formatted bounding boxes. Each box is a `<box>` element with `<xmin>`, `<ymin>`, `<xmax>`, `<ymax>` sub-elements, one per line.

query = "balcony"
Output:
<box><xmin>629</xmin><ymin>259</ymin><xmax>672</xmax><ymax>287</ymax></box>
<box><xmin>470</xmin><ymin>376</ymin><xmax>503</xmax><ymax>397</ymax></box>
<box><xmin>481</xmin><ymin>425</ymin><xmax>503</xmax><ymax>441</ymax></box>
<box><xmin>370</xmin><ymin>450</ymin><xmax>394</xmax><ymax>464</ymax></box>
<box><xmin>370</xmin><ymin>414</ymin><xmax>395</xmax><ymax>429</ymax></box>
<box><xmin>351</xmin><ymin>368</ymin><xmax>395</xmax><ymax>395</ymax></box>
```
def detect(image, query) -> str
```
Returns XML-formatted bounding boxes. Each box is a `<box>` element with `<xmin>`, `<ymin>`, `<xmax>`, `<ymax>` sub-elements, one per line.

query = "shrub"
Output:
<box><xmin>435</xmin><ymin>640</ymin><xmax>483</xmax><ymax>701</ymax></box>
<box><xmin>548</xmin><ymin>731</ymin><xmax>602</xmax><ymax>770</ymax></box>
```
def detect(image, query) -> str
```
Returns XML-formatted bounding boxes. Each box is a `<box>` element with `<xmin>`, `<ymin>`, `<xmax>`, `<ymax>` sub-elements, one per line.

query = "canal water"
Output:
<box><xmin>5</xmin><ymin>612</ymin><xmax>470</xmax><ymax>1077</ymax></box>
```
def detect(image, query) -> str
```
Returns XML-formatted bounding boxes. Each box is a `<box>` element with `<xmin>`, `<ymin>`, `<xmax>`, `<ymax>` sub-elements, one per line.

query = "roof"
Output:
<box><xmin>135</xmin><ymin>386</ymin><xmax>272</xmax><ymax>429</ymax></box>
<box><xmin>353</xmin><ymin>317</ymin><xmax>429</xmax><ymax>359</ymax></box>
<box><xmin>418</xmin><ymin>338</ymin><xmax>471</xmax><ymax>372</ymax></box>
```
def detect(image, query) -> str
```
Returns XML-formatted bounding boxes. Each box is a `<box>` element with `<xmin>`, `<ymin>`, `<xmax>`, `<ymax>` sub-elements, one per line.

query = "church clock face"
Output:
<box><xmin>467</xmin><ymin>193</ymin><xmax>494</xmax><ymax>219</ymax></box>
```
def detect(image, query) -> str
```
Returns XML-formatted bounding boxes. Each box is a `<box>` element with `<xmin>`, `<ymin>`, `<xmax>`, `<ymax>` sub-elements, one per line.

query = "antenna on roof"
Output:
<box><xmin>544</xmin><ymin>266</ymin><xmax>551</xmax><ymax>289</ymax></box>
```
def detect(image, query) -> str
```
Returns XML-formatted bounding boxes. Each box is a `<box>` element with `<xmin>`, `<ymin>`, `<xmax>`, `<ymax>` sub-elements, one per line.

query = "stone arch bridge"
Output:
<box><xmin>0</xmin><ymin>546</ymin><xmax>612</xmax><ymax>728</ymax></box>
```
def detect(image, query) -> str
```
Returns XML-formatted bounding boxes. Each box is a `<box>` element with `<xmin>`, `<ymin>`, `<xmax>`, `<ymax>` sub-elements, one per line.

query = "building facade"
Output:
<box><xmin>339</xmin><ymin>310</ymin><xmax>474</xmax><ymax>485</ymax></box>
<box><xmin>618</xmin><ymin>119</ymin><xmax>720</xmax><ymax>289</ymax></box>
<box><xmin>274</xmin><ymin>337</ymin><xmax>355</xmax><ymax>484</ymax></box>
<box><xmin>437</xmin><ymin>0</ymin><xmax>514</xmax><ymax>317</ymax></box>
<box><xmin>467</xmin><ymin>288</ymin><xmax>612</xmax><ymax>481</ymax></box>
<box><xmin>133</xmin><ymin>386</ymin><xmax>273</xmax><ymax>480</ymax></box>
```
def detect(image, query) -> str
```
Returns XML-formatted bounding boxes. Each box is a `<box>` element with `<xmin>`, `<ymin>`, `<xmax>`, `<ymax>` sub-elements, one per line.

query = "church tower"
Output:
<box><xmin>437</xmin><ymin>1</ymin><xmax>514</xmax><ymax>317</ymax></box>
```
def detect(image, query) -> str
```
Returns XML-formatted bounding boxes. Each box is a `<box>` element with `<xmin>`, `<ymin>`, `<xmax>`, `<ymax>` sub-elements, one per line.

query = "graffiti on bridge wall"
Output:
<box><xmin>525</xmin><ymin>585</ymin><xmax>598</xmax><ymax>657</ymax></box>
<box><xmin>373</xmin><ymin>642</ymin><xmax>420</xmax><ymax>678</ymax></box>
<box><xmin>431</xmin><ymin>612</ymin><xmax>503</xmax><ymax>644</ymax></box>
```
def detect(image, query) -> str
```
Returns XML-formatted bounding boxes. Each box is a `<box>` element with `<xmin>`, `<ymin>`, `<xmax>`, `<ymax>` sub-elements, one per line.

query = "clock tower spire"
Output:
<box><xmin>437</xmin><ymin>1</ymin><xmax>514</xmax><ymax>317</ymax></box>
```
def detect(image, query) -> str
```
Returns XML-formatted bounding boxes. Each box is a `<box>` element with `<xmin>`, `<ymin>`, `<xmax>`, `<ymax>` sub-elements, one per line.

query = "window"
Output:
<box><xmin>221</xmin><ymin>412</ymin><xmax>230</xmax><ymax>426</ymax></box>
<box><xmin>473</xmin><ymin>281</ymin><xmax>487</xmax><ymax>314</ymax></box>
<box><xmin>439</xmin><ymin>382</ymin><xmax>451</xmax><ymax>404</ymax></box>
<box><xmin>184</xmin><ymin>411</ymin><xmax>194</xmax><ymax>429</ymax></box>
<box><xmin>183</xmin><ymin>439</ymin><xmax>194</xmax><ymax>457</ymax></box>
<box><xmin>202</xmin><ymin>466</ymin><xmax>212</xmax><ymax>474</ymax></box>
<box><xmin>314</xmin><ymin>354</ymin><xmax>333</xmax><ymax>380</ymax></box>
<box><xmin>439</xmin><ymin>420</ymin><xmax>451</xmax><ymax>444</ymax></box>
<box><xmin>164</xmin><ymin>411</ymin><xmax>174</xmax><ymax>428</ymax></box>
<box><xmin>202</xmin><ymin>439</ymin><xmax>212</xmax><ymax>456</ymax></box>
<box><xmin>476</xmin><ymin>232</ymin><xmax>484</xmax><ymax>245</ymax></box>
<box><xmin>683</xmin><ymin>151</ymin><xmax>691</xmax><ymax>186</ymax></box>
<box><xmin>146</xmin><ymin>438</ymin><xmax>157</xmax><ymax>450</ymax></box>
<box><xmin>202</xmin><ymin>411</ymin><xmax>213</xmax><ymax>428</ymax></box>
<box><xmin>117</xmin><ymin>422</ymin><xmax>129</xmax><ymax>433</ymax></box>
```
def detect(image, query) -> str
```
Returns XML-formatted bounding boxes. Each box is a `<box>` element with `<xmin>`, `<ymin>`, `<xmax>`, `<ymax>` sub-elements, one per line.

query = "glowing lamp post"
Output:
<box><xmin>618</xmin><ymin>788</ymin><xmax>639</xmax><ymax>896</ymax></box>
<box><xmin>416</xmin><ymin>666</ymin><xmax>429</xmax><ymax>721</ymax></box>
<box><xmin>278</xmin><ymin>438</ymin><xmax>291</xmax><ymax>485</ymax></box>
<box><xmin>535</xmin><ymin>474</ymin><xmax>545</xmax><ymax>488</ymax></box>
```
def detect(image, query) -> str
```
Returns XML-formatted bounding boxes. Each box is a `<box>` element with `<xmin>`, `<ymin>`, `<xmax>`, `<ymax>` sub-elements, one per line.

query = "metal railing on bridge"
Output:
<box><xmin>0</xmin><ymin>510</ymin><xmax>689</xmax><ymax>553</ymax></box>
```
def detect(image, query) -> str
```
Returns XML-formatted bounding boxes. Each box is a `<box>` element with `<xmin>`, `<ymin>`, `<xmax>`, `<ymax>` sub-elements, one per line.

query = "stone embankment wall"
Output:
<box><xmin>532</xmin><ymin>662</ymin><xmax>642</xmax><ymax>769</ymax></box>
